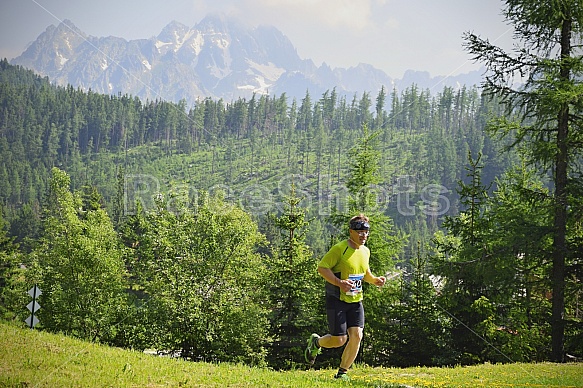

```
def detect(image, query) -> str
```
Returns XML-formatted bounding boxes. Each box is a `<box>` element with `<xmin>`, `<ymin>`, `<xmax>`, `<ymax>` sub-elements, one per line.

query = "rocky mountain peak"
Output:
<box><xmin>157</xmin><ymin>20</ymin><xmax>191</xmax><ymax>43</ymax></box>
<box><xmin>17</xmin><ymin>19</ymin><xmax>87</xmax><ymax>75</ymax></box>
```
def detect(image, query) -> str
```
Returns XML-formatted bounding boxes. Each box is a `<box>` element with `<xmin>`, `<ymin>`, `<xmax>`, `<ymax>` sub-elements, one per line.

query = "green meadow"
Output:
<box><xmin>1</xmin><ymin>322</ymin><xmax>581</xmax><ymax>388</ymax></box>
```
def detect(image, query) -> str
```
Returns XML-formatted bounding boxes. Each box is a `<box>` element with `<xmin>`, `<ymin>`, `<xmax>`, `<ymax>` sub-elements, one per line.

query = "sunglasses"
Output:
<box><xmin>350</xmin><ymin>220</ymin><xmax>370</xmax><ymax>231</ymax></box>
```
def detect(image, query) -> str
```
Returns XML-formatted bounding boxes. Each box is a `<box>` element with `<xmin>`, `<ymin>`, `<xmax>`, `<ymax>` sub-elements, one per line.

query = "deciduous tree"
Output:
<box><xmin>31</xmin><ymin>168</ymin><xmax>127</xmax><ymax>342</ymax></box>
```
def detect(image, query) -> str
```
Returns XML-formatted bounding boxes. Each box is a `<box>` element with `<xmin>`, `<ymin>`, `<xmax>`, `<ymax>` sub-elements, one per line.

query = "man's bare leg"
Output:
<box><xmin>317</xmin><ymin>333</ymin><xmax>347</xmax><ymax>348</ymax></box>
<box><xmin>339</xmin><ymin>326</ymin><xmax>363</xmax><ymax>370</ymax></box>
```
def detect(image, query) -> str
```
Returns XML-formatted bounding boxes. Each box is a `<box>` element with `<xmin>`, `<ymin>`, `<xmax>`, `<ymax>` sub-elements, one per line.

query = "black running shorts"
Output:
<box><xmin>326</xmin><ymin>295</ymin><xmax>365</xmax><ymax>336</ymax></box>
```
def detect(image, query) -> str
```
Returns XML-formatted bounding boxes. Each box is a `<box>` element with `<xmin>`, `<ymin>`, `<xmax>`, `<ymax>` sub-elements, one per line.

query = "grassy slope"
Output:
<box><xmin>1</xmin><ymin>322</ymin><xmax>581</xmax><ymax>388</ymax></box>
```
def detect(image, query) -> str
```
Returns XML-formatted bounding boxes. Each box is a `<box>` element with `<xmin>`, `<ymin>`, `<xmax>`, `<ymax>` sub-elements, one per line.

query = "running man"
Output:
<box><xmin>305</xmin><ymin>214</ymin><xmax>386</xmax><ymax>380</ymax></box>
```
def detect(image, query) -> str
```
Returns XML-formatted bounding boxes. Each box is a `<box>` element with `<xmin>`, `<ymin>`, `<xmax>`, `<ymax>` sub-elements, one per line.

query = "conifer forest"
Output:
<box><xmin>0</xmin><ymin>7</ymin><xmax>582</xmax><ymax>368</ymax></box>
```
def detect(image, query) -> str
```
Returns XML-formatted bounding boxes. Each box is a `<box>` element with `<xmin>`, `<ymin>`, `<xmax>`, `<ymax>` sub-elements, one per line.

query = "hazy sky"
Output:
<box><xmin>0</xmin><ymin>0</ymin><xmax>515</xmax><ymax>78</ymax></box>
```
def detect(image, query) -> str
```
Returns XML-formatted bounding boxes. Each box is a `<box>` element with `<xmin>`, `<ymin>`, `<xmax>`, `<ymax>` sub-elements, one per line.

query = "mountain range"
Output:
<box><xmin>10</xmin><ymin>13</ymin><xmax>484</xmax><ymax>104</ymax></box>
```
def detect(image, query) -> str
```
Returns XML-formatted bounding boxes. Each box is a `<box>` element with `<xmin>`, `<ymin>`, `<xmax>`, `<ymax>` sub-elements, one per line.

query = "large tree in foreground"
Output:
<box><xmin>123</xmin><ymin>190</ymin><xmax>270</xmax><ymax>365</ymax></box>
<box><xmin>31</xmin><ymin>168</ymin><xmax>127</xmax><ymax>341</ymax></box>
<box><xmin>464</xmin><ymin>0</ymin><xmax>583</xmax><ymax>362</ymax></box>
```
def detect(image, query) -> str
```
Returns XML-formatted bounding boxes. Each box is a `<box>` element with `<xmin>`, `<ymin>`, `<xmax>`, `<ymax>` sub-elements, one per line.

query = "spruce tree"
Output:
<box><xmin>266</xmin><ymin>184</ymin><xmax>321</xmax><ymax>369</ymax></box>
<box><xmin>330</xmin><ymin>123</ymin><xmax>405</xmax><ymax>365</ymax></box>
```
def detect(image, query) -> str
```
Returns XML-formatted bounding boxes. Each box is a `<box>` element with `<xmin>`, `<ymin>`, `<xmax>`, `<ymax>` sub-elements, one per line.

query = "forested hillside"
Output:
<box><xmin>0</xmin><ymin>59</ymin><xmax>513</xmax><ymax>257</ymax></box>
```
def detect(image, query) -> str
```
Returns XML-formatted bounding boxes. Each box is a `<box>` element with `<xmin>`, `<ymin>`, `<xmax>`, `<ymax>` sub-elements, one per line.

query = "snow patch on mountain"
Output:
<box><xmin>189</xmin><ymin>32</ymin><xmax>204</xmax><ymax>55</ymax></box>
<box><xmin>155</xmin><ymin>40</ymin><xmax>172</xmax><ymax>51</ymax></box>
<box><xmin>253</xmin><ymin>76</ymin><xmax>271</xmax><ymax>93</ymax></box>
<box><xmin>174</xmin><ymin>29</ymin><xmax>195</xmax><ymax>51</ymax></box>
<box><xmin>56</xmin><ymin>52</ymin><xmax>68</xmax><ymax>69</ymax></box>
<box><xmin>142</xmin><ymin>60</ymin><xmax>152</xmax><ymax>71</ymax></box>
<box><xmin>247</xmin><ymin>60</ymin><xmax>285</xmax><ymax>81</ymax></box>
<box><xmin>209</xmin><ymin>34</ymin><xmax>230</xmax><ymax>50</ymax></box>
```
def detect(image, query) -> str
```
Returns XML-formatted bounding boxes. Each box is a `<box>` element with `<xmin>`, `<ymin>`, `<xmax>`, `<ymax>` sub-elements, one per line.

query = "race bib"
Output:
<box><xmin>346</xmin><ymin>273</ymin><xmax>364</xmax><ymax>296</ymax></box>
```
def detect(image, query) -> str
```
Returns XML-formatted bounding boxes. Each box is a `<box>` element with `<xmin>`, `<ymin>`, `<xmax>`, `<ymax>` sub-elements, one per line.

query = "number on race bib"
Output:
<box><xmin>346</xmin><ymin>273</ymin><xmax>364</xmax><ymax>296</ymax></box>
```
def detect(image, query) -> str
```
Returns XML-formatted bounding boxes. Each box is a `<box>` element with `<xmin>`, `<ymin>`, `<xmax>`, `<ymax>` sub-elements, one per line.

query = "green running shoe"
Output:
<box><xmin>304</xmin><ymin>333</ymin><xmax>321</xmax><ymax>364</ymax></box>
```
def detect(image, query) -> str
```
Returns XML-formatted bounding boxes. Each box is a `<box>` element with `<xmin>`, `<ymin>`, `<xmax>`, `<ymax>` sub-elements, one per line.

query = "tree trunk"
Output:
<box><xmin>551</xmin><ymin>13</ymin><xmax>572</xmax><ymax>363</ymax></box>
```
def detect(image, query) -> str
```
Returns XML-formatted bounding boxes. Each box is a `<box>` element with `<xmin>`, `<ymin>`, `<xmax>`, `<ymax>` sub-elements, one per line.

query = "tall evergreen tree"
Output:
<box><xmin>328</xmin><ymin>123</ymin><xmax>405</xmax><ymax>365</ymax></box>
<box><xmin>431</xmin><ymin>152</ymin><xmax>495</xmax><ymax>363</ymax></box>
<box><xmin>464</xmin><ymin>0</ymin><xmax>583</xmax><ymax>362</ymax></box>
<box><xmin>338</xmin><ymin>123</ymin><xmax>404</xmax><ymax>272</ymax></box>
<box><xmin>266</xmin><ymin>185</ymin><xmax>321</xmax><ymax>369</ymax></box>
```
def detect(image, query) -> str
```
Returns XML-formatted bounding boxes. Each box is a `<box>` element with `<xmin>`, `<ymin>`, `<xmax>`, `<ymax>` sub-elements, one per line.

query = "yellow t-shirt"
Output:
<box><xmin>318</xmin><ymin>239</ymin><xmax>370</xmax><ymax>303</ymax></box>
